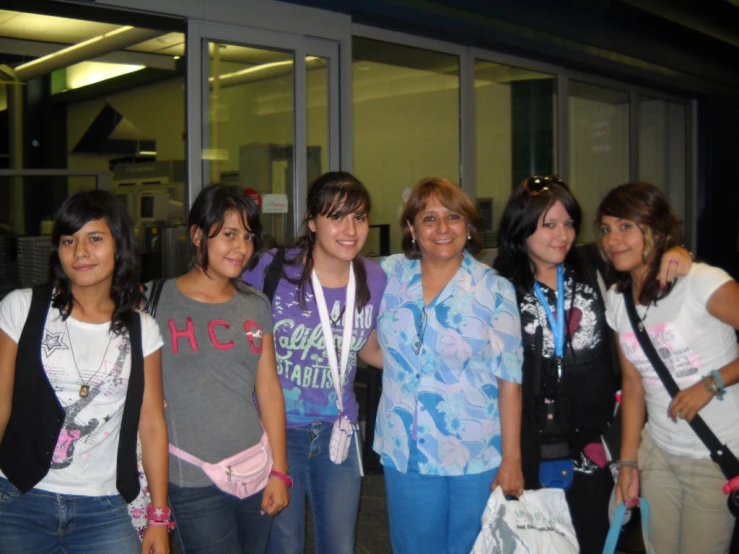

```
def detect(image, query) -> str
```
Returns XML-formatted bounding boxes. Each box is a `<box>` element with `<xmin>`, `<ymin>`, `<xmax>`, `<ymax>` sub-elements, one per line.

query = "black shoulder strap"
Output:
<box><xmin>144</xmin><ymin>279</ymin><xmax>166</xmax><ymax>318</ymax></box>
<box><xmin>624</xmin><ymin>292</ymin><xmax>739</xmax><ymax>480</ymax></box>
<box><xmin>262</xmin><ymin>248</ymin><xmax>285</xmax><ymax>303</ymax></box>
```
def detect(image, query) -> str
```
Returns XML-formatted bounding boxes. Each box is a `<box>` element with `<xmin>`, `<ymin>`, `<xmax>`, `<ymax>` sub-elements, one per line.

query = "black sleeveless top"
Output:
<box><xmin>518</xmin><ymin>259</ymin><xmax>619</xmax><ymax>489</ymax></box>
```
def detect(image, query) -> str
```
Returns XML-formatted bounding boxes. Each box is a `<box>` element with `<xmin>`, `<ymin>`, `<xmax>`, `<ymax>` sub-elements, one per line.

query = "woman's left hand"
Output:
<box><xmin>668</xmin><ymin>380</ymin><xmax>713</xmax><ymax>422</ymax></box>
<box><xmin>261</xmin><ymin>477</ymin><xmax>290</xmax><ymax>516</ymax></box>
<box><xmin>491</xmin><ymin>457</ymin><xmax>524</xmax><ymax>498</ymax></box>
<box><xmin>141</xmin><ymin>525</ymin><xmax>169</xmax><ymax>554</ymax></box>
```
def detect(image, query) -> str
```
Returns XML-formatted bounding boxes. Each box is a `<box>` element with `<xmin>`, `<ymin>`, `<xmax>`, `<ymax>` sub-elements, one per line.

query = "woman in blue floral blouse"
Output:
<box><xmin>374</xmin><ymin>177</ymin><xmax>524</xmax><ymax>554</ymax></box>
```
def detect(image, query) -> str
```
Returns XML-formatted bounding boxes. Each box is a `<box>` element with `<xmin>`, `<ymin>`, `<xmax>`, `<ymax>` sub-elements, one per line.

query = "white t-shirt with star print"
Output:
<box><xmin>0</xmin><ymin>288</ymin><xmax>163</xmax><ymax>496</ymax></box>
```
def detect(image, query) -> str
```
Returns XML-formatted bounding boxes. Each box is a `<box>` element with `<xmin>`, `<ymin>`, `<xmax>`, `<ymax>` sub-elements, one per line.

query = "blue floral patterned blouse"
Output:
<box><xmin>373</xmin><ymin>252</ymin><xmax>523</xmax><ymax>476</ymax></box>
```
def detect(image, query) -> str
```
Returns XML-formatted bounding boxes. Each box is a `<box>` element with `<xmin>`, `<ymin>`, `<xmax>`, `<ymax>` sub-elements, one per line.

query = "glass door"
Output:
<box><xmin>187</xmin><ymin>21</ymin><xmax>340</xmax><ymax>246</ymax></box>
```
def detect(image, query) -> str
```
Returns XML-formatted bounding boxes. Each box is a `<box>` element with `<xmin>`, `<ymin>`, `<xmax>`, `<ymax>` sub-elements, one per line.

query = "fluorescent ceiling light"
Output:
<box><xmin>15</xmin><ymin>26</ymin><xmax>135</xmax><ymax>74</ymax></box>
<box><xmin>138</xmin><ymin>151</ymin><xmax>157</xmax><ymax>156</ymax></box>
<box><xmin>65</xmin><ymin>60</ymin><xmax>144</xmax><ymax>90</ymax></box>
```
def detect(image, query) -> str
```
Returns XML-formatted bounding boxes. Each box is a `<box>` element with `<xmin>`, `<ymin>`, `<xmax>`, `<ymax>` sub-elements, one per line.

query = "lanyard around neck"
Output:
<box><xmin>311</xmin><ymin>265</ymin><xmax>356</xmax><ymax>413</ymax></box>
<box><xmin>533</xmin><ymin>264</ymin><xmax>566</xmax><ymax>364</ymax></box>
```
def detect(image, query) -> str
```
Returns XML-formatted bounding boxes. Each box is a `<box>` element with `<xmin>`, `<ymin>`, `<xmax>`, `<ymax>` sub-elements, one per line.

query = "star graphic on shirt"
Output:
<box><xmin>41</xmin><ymin>331</ymin><xmax>69</xmax><ymax>356</ymax></box>
<box><xmin>103</xmin><ymin>415</ymin><xmax>111</xmax><ymax>423</ymax></box>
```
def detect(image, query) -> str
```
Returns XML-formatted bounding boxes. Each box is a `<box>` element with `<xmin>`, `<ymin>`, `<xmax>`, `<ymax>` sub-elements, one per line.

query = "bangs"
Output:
<box><xmin>207</xmin><ymin>206</ymin><xmax>253</xmax><ymax>238</ymax></box>
<box><xmin>318</xmin><ymin>185</ymin><xmax>370</xmax><ymax>218</ymax></box>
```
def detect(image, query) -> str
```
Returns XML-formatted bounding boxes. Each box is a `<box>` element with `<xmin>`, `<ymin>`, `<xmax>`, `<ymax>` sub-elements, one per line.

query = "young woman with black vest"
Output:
<box><xmin>0</xmin><ymin>190</ymin><xmax>170</xmax><ymax>553</ymax></box>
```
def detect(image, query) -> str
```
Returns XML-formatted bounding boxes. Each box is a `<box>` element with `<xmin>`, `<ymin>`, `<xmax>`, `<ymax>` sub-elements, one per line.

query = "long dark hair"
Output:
<box><xmin>596</xmin><ymin>182</ymin><xmax>681</xmax><ymax>305</ymax></box>
<box><xmin>187</xmin><ymin>184</ymin><xmax>266</xmax><ymax>275</ymax></box>
<box><xmin>50</xmin><ymin>189</ymin><xmax>140</xmax><ymax>335</ymax></box>
<box><xmin>493</xmin><ymin>176</ymin><xmax>584</xmax><ymax>297</ymax></box>
<box><xmin>287</xmin><ymin>171</ymin><xmax>372</xmax><ymax>310</ymax></box>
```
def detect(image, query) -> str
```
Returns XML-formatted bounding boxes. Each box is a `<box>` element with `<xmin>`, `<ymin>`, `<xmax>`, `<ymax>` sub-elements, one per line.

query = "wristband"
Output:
<box><xmin>145</xmin><ymin>504</ymin><xmax>176</xmax><ymax>530</ymax></box>
<box><xmin>269</xmin><ymin>469</ymin><xmax>294</xmax><ymax>488</ymax></box>
<box><xmin>711</xmin><ymin>370</ymin><xmax>726</xmax><ymax>394</ymax></box>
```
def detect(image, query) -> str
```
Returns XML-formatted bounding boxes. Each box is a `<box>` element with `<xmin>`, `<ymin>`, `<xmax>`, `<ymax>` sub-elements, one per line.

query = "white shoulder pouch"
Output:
<box><xmin>312</xmin><ymin>266</ymin><xmax>364</xmax><ymax>475</ymax></box>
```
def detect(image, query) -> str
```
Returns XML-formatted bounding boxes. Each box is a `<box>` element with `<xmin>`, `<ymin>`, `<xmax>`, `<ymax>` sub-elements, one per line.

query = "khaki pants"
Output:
<box><xmin>638</xmin><ymin>432</ymin><xmax>734</xmax><ymax>554</ymax></box>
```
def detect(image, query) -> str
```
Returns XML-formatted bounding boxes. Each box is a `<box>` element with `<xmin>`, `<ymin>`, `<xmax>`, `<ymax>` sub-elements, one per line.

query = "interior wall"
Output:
<box><xmin>67</xmin><ymin>76</ymin><xmax>186</xmax><ymax>193</ymax></box>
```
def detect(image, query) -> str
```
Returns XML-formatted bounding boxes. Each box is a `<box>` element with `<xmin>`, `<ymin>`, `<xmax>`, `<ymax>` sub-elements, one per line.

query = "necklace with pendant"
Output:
<box><xmin>65</xmin><ymin>320</ymin><xmax>114</xmax><ymax>398</ymax></box>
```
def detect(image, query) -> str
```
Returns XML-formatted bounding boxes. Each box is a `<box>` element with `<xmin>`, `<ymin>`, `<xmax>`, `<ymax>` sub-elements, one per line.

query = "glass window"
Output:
<box><xmin>307</xmin><ymin>56</ymin><xmax>329</xmax><ymax>184</ymax></box>
<box><xmin>0</xmin><ymin>9</ymin><xmax>185</xmax><ymax>283</ymax></box>
<box><xmin>475</xmin><ymin>60</ymin><xmax>556</xmax><ymax>246</ymax></box>
<box><xmin>204</xmin><ymin>43</ymin><xmax>295</xmax><ymax>246</ymax></box>
<box><xmin>639</xmin><ymin>98</ymin><xmax>687</xmax><ymax>225</ymax></box>
<box><xmin>353</xmin><ymin>37</ymin><xmax>460</xmax><ymax>254</ymax></box>
<box><xmin>568</xmin><ymin>81</ymin><xmax>630</xmax><ymax>242</ymax></box>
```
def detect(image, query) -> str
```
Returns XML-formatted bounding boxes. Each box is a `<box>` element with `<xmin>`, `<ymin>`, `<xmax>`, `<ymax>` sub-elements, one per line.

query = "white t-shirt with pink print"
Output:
<box><xmin>0</xmin><ymin>288</ymin><xmax>163</xmax><ymax>497</ymax></box>
<box><xmin>606</xmin><ymin>263</ymin><xmax>739</xmax><ymax>459</ymax></box>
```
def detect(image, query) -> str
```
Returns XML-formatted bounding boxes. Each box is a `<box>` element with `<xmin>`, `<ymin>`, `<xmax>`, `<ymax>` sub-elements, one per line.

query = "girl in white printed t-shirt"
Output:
<box><xmin>0</xmin><ymin>190</ymin><xmax>170</xmax><ymax>554</ymax></box>
<box><xmin>599</xmin><ymin>182</ymin><xmax>739</xmax><ymax>554</ymax></box>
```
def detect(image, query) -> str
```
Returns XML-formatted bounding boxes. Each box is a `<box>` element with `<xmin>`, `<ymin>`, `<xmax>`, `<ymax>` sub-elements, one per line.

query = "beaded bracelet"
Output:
<box><xmin>618</xmin><ymin>460</ymin><xmax>639</xmax><ymax>471</ymax></box>
<box><xmin>703</xmin><ymin>371</ymin><xmax>726</xmax><ymax>401</ymax></box>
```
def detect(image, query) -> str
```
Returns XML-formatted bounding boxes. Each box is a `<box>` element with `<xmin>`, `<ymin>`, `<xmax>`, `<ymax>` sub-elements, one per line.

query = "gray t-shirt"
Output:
<box><xmin>148</xmin><ymin>279</ymin><xmax>273</xmax><ymax>487</ymax></box>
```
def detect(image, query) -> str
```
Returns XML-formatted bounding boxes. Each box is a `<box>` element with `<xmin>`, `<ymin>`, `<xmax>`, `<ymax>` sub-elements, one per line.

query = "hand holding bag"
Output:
<box><xmin>471</xmin><ymin>487</ymin><xmax>579</xmax><ymax>554</ymax></box>
<box><xmin>602</xmin><ymin>498</ymin><xmax>653</xmax><ymax>554</ymax></box>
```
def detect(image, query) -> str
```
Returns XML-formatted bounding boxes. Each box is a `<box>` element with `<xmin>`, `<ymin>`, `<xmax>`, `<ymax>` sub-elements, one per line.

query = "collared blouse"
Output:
<box><xmin>373</xmin><ymin>252</ymin><xmax>523</xmax><ymax>476</ymax></box>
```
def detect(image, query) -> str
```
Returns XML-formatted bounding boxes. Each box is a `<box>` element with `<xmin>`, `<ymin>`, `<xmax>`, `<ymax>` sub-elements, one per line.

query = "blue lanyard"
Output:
<box><xmin>533</xmin><ymin>264</ymin><xmax>566</xmax><ymax>376</ymax></box>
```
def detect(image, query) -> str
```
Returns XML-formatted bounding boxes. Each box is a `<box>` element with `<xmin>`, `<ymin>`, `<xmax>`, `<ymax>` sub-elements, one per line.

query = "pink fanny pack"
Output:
<box><xmin>169</xmin><ymin>431</ymin><xmax>273</xmax><ymax>499</ymax></box>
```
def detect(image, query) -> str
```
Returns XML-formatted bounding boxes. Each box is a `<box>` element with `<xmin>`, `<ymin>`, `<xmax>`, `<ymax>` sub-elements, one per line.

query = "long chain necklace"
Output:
<box><xmin>65</xmin><ymin>320</ymin><xmax>114</xmax><ymax>398</ymax></box>
<box><xmin>329</xmin><ymin>304</ymin><xmax>346</xmax><ymax>359</ymax></box>
<box><xmin>637</xmin><ymin>304</ymin><xmax>651</xmax><ymax>332</ymax></box>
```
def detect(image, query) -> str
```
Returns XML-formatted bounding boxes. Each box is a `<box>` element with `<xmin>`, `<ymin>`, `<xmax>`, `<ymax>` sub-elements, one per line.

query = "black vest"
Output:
<box><xmin>0</xmin><ymin>286</ymin><xmax>144</xmax><ymax>502</ymax></box>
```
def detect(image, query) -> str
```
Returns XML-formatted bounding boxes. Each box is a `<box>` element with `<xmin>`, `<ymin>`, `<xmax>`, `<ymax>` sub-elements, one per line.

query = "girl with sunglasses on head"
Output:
<box><xmin>599</xmin><ymin>182</ymin><xmax>739</xmax><ymax>554</ymax></box>
<box><xmin>493</xmin><ymin>175</ymin><xmax>691</xmax><ymax>553</ymax></box>
<box><xmin>243</xmin><ymin>172</ymin><xmax>386</xmax><ymax>554</ymax></box>
<box><xmin>144</xmin><ymin>184</ymin><xmax>289</xmax><ymax>554</ymax></box>
<box><xmin>0</xmin><ymin>190</ymin><xmax>169</xmax><ymax>554</ymax></box>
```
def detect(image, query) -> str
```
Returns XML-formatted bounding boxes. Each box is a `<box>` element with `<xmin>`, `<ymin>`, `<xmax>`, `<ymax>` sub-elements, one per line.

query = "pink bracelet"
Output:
<box><xmin>723</xmin><ymin>475</ymin><xmax>739</xmax><ymax>495</ymax></box>
<box><xmin>145</xmin><ymin>504</ymin><xmax>172</xmax><ymax>521</ymax></box>
<box><xmin>145</xmin><ymin>504</ymin><xmax>176</xmax><ymax>529</ymax></box>
<box><xmin>269</xmin><ymin>469</ymin><xmax>294</xmax><ymax>488</ymax></box>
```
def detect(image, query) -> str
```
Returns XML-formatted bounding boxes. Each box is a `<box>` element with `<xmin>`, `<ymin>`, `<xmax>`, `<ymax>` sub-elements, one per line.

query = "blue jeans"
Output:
<box><xmin>170</xmin><ymin>482</ymin><xmax>272</xmax><ymax>553</ymax></box>
<box><xmin>266</xmin><ymin>422</ymin><xmax>362</xmax><ymax>554</ymax></box>
<box><xmin>384</xmin><ymin>465</ymin><xmax>497</xmax><ymax>554</ymax></box>
<box><xmin>0</xmin><ymin>477</ymin><xmax>140</xmax><ymax>554</ymax></box>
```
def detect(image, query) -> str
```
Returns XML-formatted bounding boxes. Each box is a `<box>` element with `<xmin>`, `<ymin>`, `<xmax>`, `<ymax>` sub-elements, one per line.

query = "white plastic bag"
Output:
<box><xmin>471</xmin><ymin>487</ymin><xmax>579</xmax><ymax>554</ymax></box>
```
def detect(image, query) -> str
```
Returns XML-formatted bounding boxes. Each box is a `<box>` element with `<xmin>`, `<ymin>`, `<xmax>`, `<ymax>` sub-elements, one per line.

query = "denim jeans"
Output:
<box><xmin>170</xmin><ymin>482</ymin><xmax>272</xmax><ymax>554</ymax></box>
<box><xmin>383</xmin><ymin>465</ymin><xmax>497</xmax><ymax>554</ymax></box>
<box><xmin>0</xmin><ymin>477</ymin><xmax>140</xmax><ymax>554</ymax></box>
<box><xmin>266</xmin><ymin>422</ymin><xmax>363</xmax><ymax>554</ymax></box>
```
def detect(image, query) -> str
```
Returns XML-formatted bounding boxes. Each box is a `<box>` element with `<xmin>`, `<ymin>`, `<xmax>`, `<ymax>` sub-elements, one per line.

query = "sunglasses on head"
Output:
<box><xmin>523</xmin><ymin>175</ymin><xmax>567</xmax><ymax>195</ymax></box>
